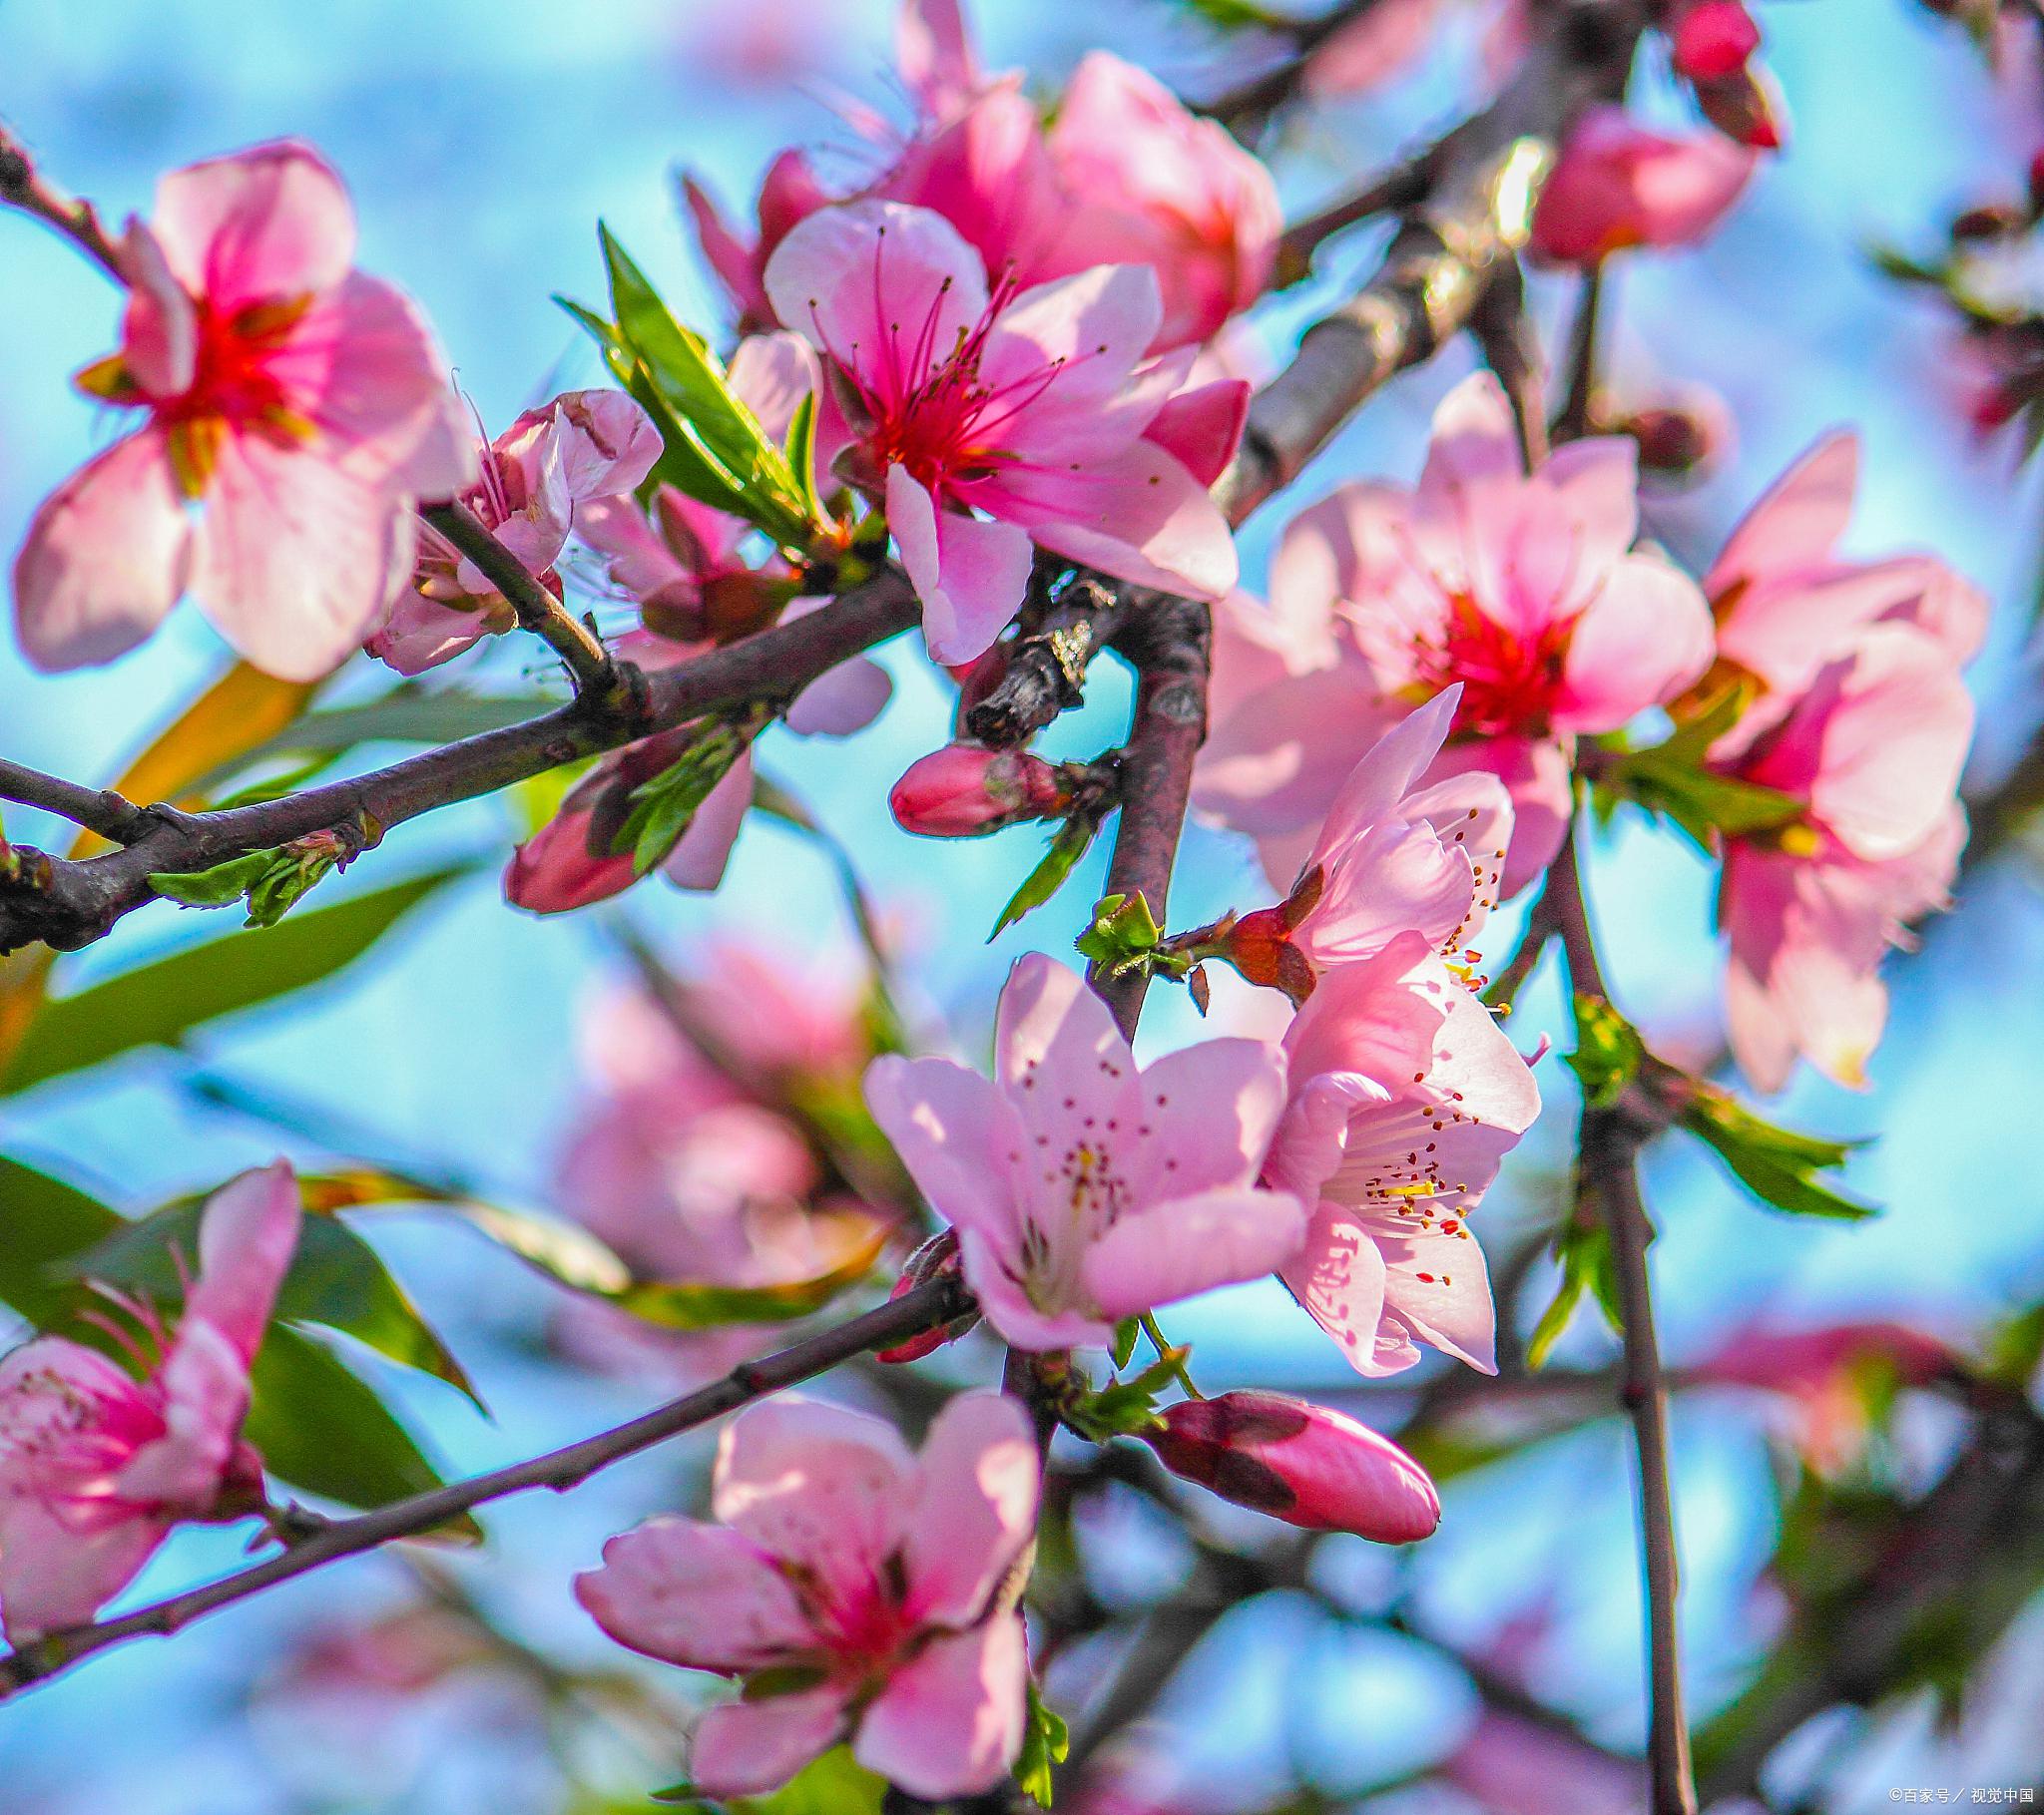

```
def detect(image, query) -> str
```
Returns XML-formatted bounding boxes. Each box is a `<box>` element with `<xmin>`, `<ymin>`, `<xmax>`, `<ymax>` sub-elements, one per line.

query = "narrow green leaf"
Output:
<box><xmin>4</xmin><ymin>864</ymin><xmax>473</xmax><ymax>1096</ymax></box>
<box><xmin>1112</xmin><ymin>1316</ymin><xmax>1141</xmax><ymax>1371</ymax></box>
<box><xmin>991</xmin><ymin>816</ymin><xmax>1102</xmax><ymax>939</ymax></box>
<box><xmin>1565</xmin><ymin>994</ymin><xmax>1645</xmax><ymax>1110</ymax></box>
<box><xmin>783</xmin><ymin>388</ymin><xmax>823</xmax><ymax>522</ymax></box>
<box><xmin>196</xmin><ymin>691</ymin><xmax>560</xmax><ymax>796</ymax></box>
<box><xmin>149</xmin><ymin>851</ymin><xmax>272</xmax><ymax>908</ymax></box>
<box><xmin>0</xmin><ymin>1156</ymin><xmax>124</xmax><ymax>1328</ymax></box>
<box><xmin>1680</xmin><ymin>1090</ymin><xmax>1875</xmax><ymax>1219</ymax></box>
<box><xmin>1016</xmin><ymin>1683</ymin><xmax>1071</xmax><ymax>1807</ymax></box>
<box><xmin>615</xmin><ymin>721</ymin><xmax>756</xmax><ymax>876</ymax></box>
<box><xmin>1526</xmin><ymin>1219</ymin><xmax>1621</xmax><ymax>1369</ymax></box>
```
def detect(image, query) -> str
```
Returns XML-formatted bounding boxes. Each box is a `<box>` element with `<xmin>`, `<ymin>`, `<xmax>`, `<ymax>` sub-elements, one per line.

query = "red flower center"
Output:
<box><xmin>1412</xmin><ymin>593</ymin><xmax>1573</xmax><ymax>737</ymax></box>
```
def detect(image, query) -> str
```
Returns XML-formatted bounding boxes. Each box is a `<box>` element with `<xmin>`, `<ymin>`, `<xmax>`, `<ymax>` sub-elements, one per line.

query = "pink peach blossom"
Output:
<box><xmin>1199</xmin><ymin>373</ymin><xmax>1714</xmax><ymax>895</ymax></box>
<box><xmin>682</xmin><ymin>150</ymin><xmax>835</xmax><ymax>337</ymax></box>
<box><xmin>0</xmin><ymin>1161</ymin><xmax>301</xmax><ymax>1642</ymax></box>
<box><xmin>765</xmin><ymin>201</ymin><xmax>1239</xmax><ymax>665</ymax></box>
<box><xmin>1236</xmin><ymin>689</ymin><xmax>1514</xmax><ymax>993</ymax></box>
<box><xmin>1529</xmin><ymin>106</ymin><xmax>1757</xmax><ymax>265</ymax></box>
<box><xmin>1441</xmin><ymin>1711</ymin><xmax>1644</xmax><ymax>1815</ymax></box>
<box><xmin>1264</xmin><ymin>932</ymin><xmax>1543</xmax><ymax>1377</ymax></box>
<box><xmin>1035</xmin><ymin>54</ymin><xmax>1281</xmax><ymax>352</ymax></box>
<box><xmin>1716</xmin><ymin>623</ymin><xmax>1973</xmax><ymax>1092</ymax></box>
<box><xmin>576</xmin><ymin>1392</ymin><xmax>1038</xmax><ymax>1799</ymax></box>
<box><xmin>1703</xmin><ymin>431</ymin><xmax>1987</xmax><ymax>750</ymax></box>
<box><xmin>864</xmin><ymin>954</ymin><xmax>1304</xmax><ymax>1351</ymax></box>
<box><xmin>14</xmin><ymin>141</ymin><xmax>473</xmax><ymax>681</ymax></box>
<box><xmin>1142</xmin><ymin>1391</ymin><xmax>1441</xmax><ymax>1541</ymax></box>
<box><xmin>367</xmin><ymin>389</ymin><xmax>660</xmax><ymax>674</ymax></box>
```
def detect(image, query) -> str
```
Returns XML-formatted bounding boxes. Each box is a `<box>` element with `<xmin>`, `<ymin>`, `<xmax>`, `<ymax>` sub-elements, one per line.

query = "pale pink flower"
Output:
<box><xmin>765</xmin><ymin>201</ymin><xmax>1239</xmax><ymax>665</ymax></box>
<box><xmin>1717</xmin><ymin>624</ymin><xmax>1973</xmax><ymax>1092</ymax></box>
<box><xmin>14</xmin><ymin>141</ymin><xmax>473</xmax><ymax>681</ymax></box>
<box><xmin>863</xmin><ymin>954</ymin><xmax>1304</xmax><ymax>1351</ymax></box>
<box><xmin>1264</xmin><ymin>932</ymin><xmax>1543</xmax><ymax>1377</ymax></box>
<box><xmin>1219</xmin><ymin>689</ymin><xmax>1514</xmax><ymax>999</ymax></box>
<box><xmin>0</xmin><ymin>1161</ymin><xmax>301</xmax><ymax>1642</ymax></box>
<box><xmin>1200</xmin><ymin>373</ymin><xmax>1714</xmax><ymax>895</ymax></box>
<box><xmin>1703</xmin><ymin>430</ymin><xmax>1988</xmax><ymax>750</ymax></box>
<box><xmin>367</xmin><ymin>389</ymin><xmax>660</xmax><ymax>674</ymax></box>
<box><xmin>1529</xmin><ymin>106</ymin><xmax>1757</xmax><ymax>265</ymax></box>
<box><xmin>577</xmin><ymin>1392</ymin><xmax>1038</xmax><ymax>1799</ymax></box>
<box><xmin>1441</xmin><ymin>1711</ymin><xmax>1644</xmax><ymax>1815</ymax></box>
<box><xmin>1142</xmin><ymin>1391</ymin><xmax>1441</xmax><ymax>1541</ymax></box>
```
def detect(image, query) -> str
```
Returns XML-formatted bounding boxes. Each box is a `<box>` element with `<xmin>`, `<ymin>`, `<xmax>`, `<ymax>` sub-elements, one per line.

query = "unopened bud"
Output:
<box><xmin>889</xmin><ymin>744</ymin><xmax>1069</xmax><ymax>837</ymax></box>
<box><xmin>2028</xmin><ymin>150</ymin><xmax>2044</xmax><ymax>219</ymax></box>
<box><xmin>1696</xmin><ymin>65</ymin><xmax>1787</xmax><ymax>152</ymax></box>
<box><xmin>1142</xmin><ymin>1392</ymin><xmax>1441</xmax><ymax>1543</ymax></box>
<box><xmin>1671</xmin><ymin>0</ymin><xmax>1760</xmax><ymax>82</ymax></box>
<box><xmin>876</xmin><ymin>1230</ymin><xmax>980</xmax><ymax>1363</ymax></box>
<box><xmin>1619</xmin><ymin>400</ymin><xmax>1728</xmax><ymax>481</ymax></box>
<box><xmin>1951</xmin><ymin>203</ymin><xmax>2027</xmax><ymax>243</ymax></box>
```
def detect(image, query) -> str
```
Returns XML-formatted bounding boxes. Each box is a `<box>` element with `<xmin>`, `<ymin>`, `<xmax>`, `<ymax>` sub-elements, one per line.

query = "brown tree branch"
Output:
<box><xmin>418</xmin><ymin>501</ymin><xmax>619</xmax><ymax>694</ymax></box>
<box><xmin>0</xmin><ymin>760</ymin><xmax>154</xmax><ymax>845</ymax></box>
<box><xmin>0</xmin><ymin>122</ymin><xmax>125</xmax><ymax>278</ymax></box>
<box><xmin>0</xmin><ymin>1272</ymin><xmax>974</xmax><ymax>1702</ymax></box>
<box><xmin>1545</xmin><ymin>822</ymin><xmax>1698</xmax><ymax>1815</ymax></box>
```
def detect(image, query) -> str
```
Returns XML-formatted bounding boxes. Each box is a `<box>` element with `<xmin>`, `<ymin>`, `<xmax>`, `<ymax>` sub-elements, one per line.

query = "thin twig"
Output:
<box><xmin>0</xmin><ymin>121</ymin><xmax>125</xmax><ymax>277</ymax></box>
<box><xmin>0</xmin><ymin>760</ymin><xmax>151</xmax><ymax>844</ymax></box>
<box><xmin>1544</xmin><ymin>822</ymin><xmax>1697</xmax><ymax>1815</ymax></box>
<box><xmin>1198</xmin><ymin>0</ymin><xmax>1381</xmax><ymax>136</ymax></box>
<box><xmin>1272</xmin><ymin>151</ymin><xmax>1439</xmax><ymax>287</ymax></box>
<box><xmin>1555</xmin><ymin>264</ymin><xmax>1607</xmax><ymax>444</ymax></box>
<box><xmin>1471</xmin><ymin>259</ymin><xmax>1550</xmax><ymax>466</ymax></box>
<box><xmin>0</xmin><ymin>1274</ymin><xmax>972</xmax><ymax>1701</ymax></box>
<box><xmin>418</xmin><ymin>501</ymin><xmax>618</xmax><ymax>695</ymax></box>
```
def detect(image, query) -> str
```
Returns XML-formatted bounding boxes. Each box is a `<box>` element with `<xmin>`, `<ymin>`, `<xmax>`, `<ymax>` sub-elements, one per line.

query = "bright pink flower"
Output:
<box><xmin>682</xmin><ymin>150</ymin><xmax>835</xmax><ymax>336</ymax></box>
<box><xmin>764</xmin><ymin>201</ymin><xmax>1239</xmax><ymax>664</ymax></box>
<box><xmin>367</xmin><ymin>389</ymin><xmax>660</xmax><ymax>674</ymax></box>
<box><xmin>1199</xmin><ymin>374</ymin><xmax>1714</xmax><ymax>895</ymax></box>
<box><xmin>1717</xmin><ymin>624</ymin><xmax>1973</xmax><ymax>1092</ymax></box>
<box><xmin>0</xmin><ymin>1161</ymin><xmax>301</xmax><ymax>1642</ymax></box>
<box><xmin>890</xmin><ymin>744</ymin><xmax>1069</xmax><ymax>836</ymax></box>
<box><xmin>14</xmin><ymin>141</ymin><xmax>473</xmax><ymax>681</ymax></box>
<box><xmin>1264</xmin><ymin>932</ymin><xmax>1542</xmax><ymax>1377</ymax></box>
<box><xmin>577</xmin><ymin>1392</ymin><xmax>1038</xmax><ymax>1799</ymax></box>
<box><xmin>1036</xmin><ymin>54</ymin><xmax>1281</xmax><ymax>352</ymax></box>
<box><xmin>1142</xmin><ymin>1391</ymin><xmax>1441</xmax><ymax>1541</ymax></box>
<box><xmin>1703</xmin><ymin>431</ymin><xmax>1987</xmax><ymax>750</ymax></box>
<box><xmin>1529</xmin><ymin>106</ymin><xmax>1757</xmax><ymax>265</ymax></box>
<box><xmin>1441</xmin><ymin>1711</ymin><xmax>1643</xmax><ymax>1815</ymax></box>
<box><xmin>864</xmin><ymin>954</ymin><xmax>1304</xmax><ymax>1351</ymax></box>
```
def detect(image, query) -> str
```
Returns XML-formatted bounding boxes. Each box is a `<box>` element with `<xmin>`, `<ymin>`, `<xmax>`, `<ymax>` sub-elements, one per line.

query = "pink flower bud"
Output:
<box><xmin>1530</xmin><ymin>107</ymin><xmax>1757</xmax><ymax>265</ymax></box>
<box><xmin>1142</xmin><ymin>1392</ymin><xmax>1441</xmax><ymax>1543</ymax></box>
<box><xmin>1671</xmin><ymin>0</ymin><xmax>1760</xmax><ymax>81</ymax></box>
<box><xmin>1619</xmin><ymin>398</ymin><xmax>1730</xmax><ymax>481</ymax></box>
<box><xmin>889</xmin><ymin>743</ymin><xmax>1068</xmax><ymax>837</ymax></box>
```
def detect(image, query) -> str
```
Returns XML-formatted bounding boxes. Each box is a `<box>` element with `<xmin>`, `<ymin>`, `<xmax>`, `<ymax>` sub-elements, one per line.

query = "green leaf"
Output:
<box><xmin>596</xmin><ymin>228</ymin><xmax>813</xmax><ymax>547</ymax></box>
<box><xmin>1679</xmin><ymin>1089</ymin><xmax>1876</xmax><ymax>1219</ymax></box>
<box><xmin>990</xmin><ymin>816</ymin><xmax>1103</xmax><ymax>939</ymax></box>
<box><xmin>64</xmin><ymin>1185</ymin><xmax>482</xmax><ymax>1408</ymax></box>
<box><xmin>783</xmin><ymin>388</ymin><xmax>822</xmax><ymax>523</ymax></box>
<box><xmin>1564</xmin><ymin>994</ymin><xmax>1645</xmax><ymax>1110</ymax></box>
<box><xmin>3</xmin><ymin>863</ymin><xmax>472</xmax><ymax>1096</ymax></box>
<box><xmin>1599</xmin><ymin>686</ymin><xmax>1805</xmax><ymax>851</ymax></box>
<box><xmin>420</xmin><ymin>1195</ymin><xmax>886</xmax><ymax>1330</ymax></box>
<box><xmin>1526</xmin><ymin>1218</ymin><xmax>1622</xmax><ymax>1370</ymax></box>
<box><xmin>1015</xmin><ymin>1683</ymin><xmax>1071</xmax><ymax>1807</ymax></box>
<box><xmin>1112</xmin><ymin>1316</ymin><xmax>1141</xmax><ymax>1371</ymax></box>
<box><xmin>246</xmin><ymin>1324</ymin><xmax>472</xmax><ymax>1528</ymax></box>
<box><xmin>0</xmin><ymin>1155</ymin><xmax>124</xmax><ymax>1328</ymax></box>
<box><xmin>148</xmin><ymin>851</ymin><xmax>272</xmax><ymax>908</ymax></box>
<box><xmin>615</xmin><ymin>720</ymin><xmax>758</xmax><ymax>876</ymax></box>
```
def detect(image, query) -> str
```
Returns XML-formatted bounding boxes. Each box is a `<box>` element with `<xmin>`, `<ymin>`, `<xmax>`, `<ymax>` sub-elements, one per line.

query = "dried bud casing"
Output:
<box><xmin>1142</xmin><ymin>1391</ymin><xmax>1441</xmax><ymax>1543</ymax></box>
<box><xmin>877</xmin><ymin>1229</ymin><xmax>981</xmax><ymax>1363</ymax></box>
<box><xmin>889</xmin><ymin>744</ymin><xmax>1069</xmax><ymax>837</ymax></box>
<box><xmin>1696</xmin><ymin>66</ymin><xmax>1787</xmax><ymax>152</ymax></box>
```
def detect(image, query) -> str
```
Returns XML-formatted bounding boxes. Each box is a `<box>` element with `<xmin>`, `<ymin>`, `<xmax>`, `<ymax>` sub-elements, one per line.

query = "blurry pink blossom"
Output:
<box><xmin>0</xmin><ymin>1161</ymin><xmax>301</xmax><ymax>1641</ymax></box>
<box><xmin>14</xmin><ymin>140</ymin><xmax>473</xmax><ymax>680</ymax></box>
<box><xmin>1264</xmin><ymin>932</ymin><xmax>1542</xmax><ymax>1377</ymax></box>
<box><xmin>1440</xmin><ymin>1710</ymin><xmax>1644</xmax><ymax>1814</ymax></box>
<box><xmin>864</xmin><ymin>953</ymin><xmax>1304</xmax><ymax>1350</ymax></box>
<box><xmin>1529</xmin><ymin>106</ymin><xmax>1757</xmax><ymax>265</ymax></box>
<box><xmin>577</xmin><ymin>1392</ymin><xmax>1038</xmax><ymax>1798</ymax></box>
<box><xmin>367</xmin><ymin>389</ymin><xmax>659</xmax><ymax>674</ymax></box>
<box><xmin>766</xmin><ymin>200</ymin><xmax>1239</xmax><ymax>665</ymax></box>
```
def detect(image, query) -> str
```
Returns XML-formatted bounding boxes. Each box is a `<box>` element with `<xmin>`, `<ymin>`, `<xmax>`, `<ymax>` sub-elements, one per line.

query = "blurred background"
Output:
<box><xmin>2</xmin><ymin>0</ymin><xmax>2043</xmax><ymax>1809</ymax></box>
